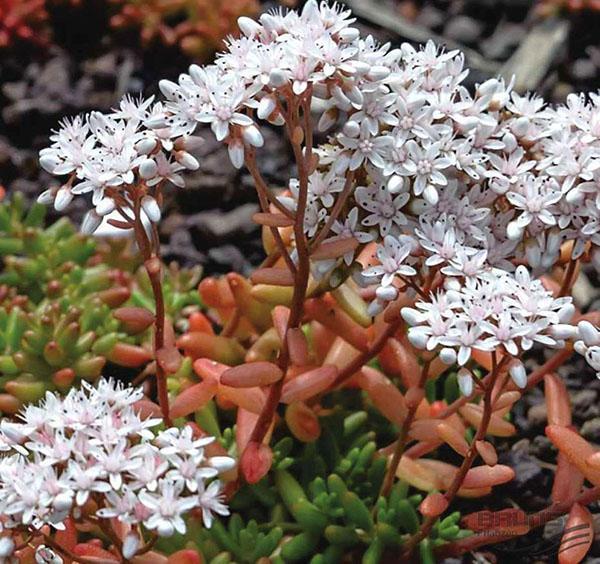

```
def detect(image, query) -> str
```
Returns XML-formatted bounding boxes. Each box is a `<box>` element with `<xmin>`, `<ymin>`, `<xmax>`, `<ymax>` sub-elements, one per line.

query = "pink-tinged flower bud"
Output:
<box><xmin>39</xmin><ymin>154</ymin><xmax>61</xmax><ymax>173</ymax></box>
<box><xmin>139</xmin><ymin>158</ymin><xmax>158</xmax><ymax>179</ymax></box>
<box><xmin>176</xmin><ymin>151</ymin><xmax>200</xmax><ymax>170</ymax></box>
<box><xmin>366</xmin><ymin>65</ymin><xmax>390</xmax><ymax>81</ymax></box>
<box><xmin>136</xmin><ymin>137</ymin><xmax>157</xmax><ymax>155</ymax></box>
<box><xmin>508</xmin><ymin>360</ymin><xmax>527</xmax><ymax>389</ymax></box>
<box><xmin>242</xmin><ymin>125</ymin><xmax>264</xmax><ymax>148</ymax></box>
<box><xmin>95</xmin><ymin>197</ymin><xmax>116</xmax><ymax>216</ymax></box>
<box><xmin>337</xmin><ymin>27</ymin><xmax>359</xmax><ymax>42</ymax></box>
<box><xmin>457</xmin><ymin>367</ymin><xmax>473</xmax><ymax>396</ymax></box>
<box><xmin>375</xmin><ymin>285</ymin><xmax>397</xmax><ymax>302</ymax></box>
<box><xmin>318</xmin><ymin>108</ymin><xmax>337</xmax><ymax>132</ymax></box>
<box><xmin>439</xmin><ymin>347</ymin><xmax>456</xmax><ymax>365</ymax></box>
<box><xmin>401</xmin><ymin>307</ymin><xmax>424</xmax><ymax>326</ymax></box>
<box><xmin>0</xmin><ymin>537</ymin><xmax>15</xmax><ymax>558</ymax></box>
<box><xmin>285</xmin><ymin>401</ymin><xmax>321</xmax><ymax>442</ymax></box>
<box><xmin>241</xmin><ymin>441</ymin><xmax>272</xmax><ymax>483</ymax></box>
<box><xmin>578</xmin><ymin>320</ymin><xmax>600</xmax><ymax>346</ymax></box>
<box><xmin>122</xmin><ymin>533</ymin><xmax>140</xmax><ymax>559</ymax></box>
<box><xmin>54</xmin><ymin>186</ymin><xmax>73</xmax><ymax>211</ymax></box>
<box><xmin>407</xmin><ymin>328</ymin><xmax>428</xmax><ymax>349</ymax></box>
<box><xmin>37</xmin><ymin>188</ymin><xmax>56</xmax><ymax>205</ymax></box>
<box><xmin>423</xmin><ymin>184</ymin><xmax>439</xmax><ymax>205</ymax></box>
<box><xmin>209</xmin><ymin>456</ymin><xmax>236</xmax><ymax>472</ymax></box>
<box><xmin>331</xmin><ymin>85</ymin><xmax>352</xmax><ymax>110</ymax></box>
<box><xmin>257</xmin><ymin>96</ymin><xmax>276</xmax><ymax>120</ymax></box>
<box><xmin>269</xmin><ymin>69</ymin><xmax>288</xmax><ymax>88</ymax></box>
<box><xmin>158</xmin><ymin>79</ymin><xmax>179</xmax><ymax>101</ymax></box>
<box><xmin>81</xmin><ymin>210</ymin><xmax>102</xmax><ymax>235</ymax></box>
<box><xmin>550</xmin><ymin>324</ymin><xmax>577</xmax><ymax>340</ymax></box>
<box><xmin>511</xmin><ymin>116</ymin><xmax>530</xmax><ymax>137</ymax></box>
<box><xmin>342</xmin><ymin>120</ymin><xmax>360</xmax><ymax>137</ymax></box>
<box><xmin>506</xmin><ymin>220</ymin><xmax>524</xmax><ymax>241</ymax></box>
<box><xmin>387</xmin><ymin>175</ymin><xmax>404</xmax><ymax>194</ymax></box>
<box><xmin>238</xmin><ymin>16</ymin><xmax>262</xmax><ymax>37</ymax></box>
<box><xmin>141</xmin><ymin>195</ymin><xmax>161</xmax><ymax>223</ymax></box>
<box><xmin>228</xmin><ymin>139</ymin><xmax>244</xmax><ymax>169</ymax></box>
<box><xmin>346</xmin><ymin>85</ymin><xmax>364</xmax><ymax>107</ymax></box>
<box><xmin>53</xmin><ymin>492</ymin><xmax>73</xmax><ymax>512</ymax></box>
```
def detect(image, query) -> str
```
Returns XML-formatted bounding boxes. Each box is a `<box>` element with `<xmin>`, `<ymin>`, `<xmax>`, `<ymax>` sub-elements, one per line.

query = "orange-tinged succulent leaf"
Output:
<box><xmin>558</xmin><ymin>503</ymin><xmax>593</xmax><ymax>564</ymax></box>
<box><xmin>311</xmin><ymin>236</ymin><xmax>358</xmax><ymax>260</ymax></box>
<box><xmin>220</xmin><ymin>361</ymin><xmax>283</xmax><ymax>388</ymax></box>
<box><xmin>475</xmin><ymin>440</ymin><xmax>498</xmax><ymax>466</ymax></box>
<box><xmin>167</xmin><ymin>550</ymin><xmax>203</xmax><ymax>564</ymax></box>
<box><xmin>406</xmin><ymin>387</ymin><xmax>425</xmax><ymax>409</ymax></box>
<box><xmin>253</xmin><ymin>211</ymin><xmax>295</xmax><ymax>227</ymax></box>
<box><xmin>227</xmin><ymin>273</ymin><xmax>273</xmax><ymax>332</ymax></box>
<box><xmin>545</xmin><ymin>373</ymin><xmax>572</xmax><ymax>427</ymax></box>
<box><xmin>410</xmin><ymin>419</ymin><xmax>442</xmax><ymax>442</ymax></box>
<box><xmin>156</xmin><ymin>345</ymin><xmax>183</xmax><ymax>374</ymax></box>
<box><xmin>287</xmin><ymin>327</ymin><xmax>309</xmax><ymax>366</ymax></box>
<box><xmin>459</xmin><ymin>403</ymin><xmax>516</xmax><ymax>437</ymax></box>
<box><xmin>198</xmin><ymin>277</ymin><xmax>235</xmax><ymax>308</ymax></box>
<box><xmin>285</xmin><ymin>401</ymin><xmax>321</xmax><ymax>442</ymax></box>
<box><xmin>98</xmin><ymin>286</ymin><xmax>131</xmax><ymax>308</ymax></box>
<box><xmin>55</xmin><ymin>517</ymin><xmax>77</xmax><ymax>551</ymax></box>
<box><xmin>73</xmin><ymin>543</ymin><xmax>120</xmax><ymax>562</ymax></box>
<box><xmin>177</xmin><ymin>332</ymin><xmax>246</xmax><ymax>365</ymax></box>
<box><xmin>280</xmin><ymin>365</ymin><xmax>338</xmax><ymax>403</ymax></box>
<box><xmin>356</xmin><ymin>366</ymin><xmax>407</xmax><ymax>426</ymax></box>
<box><xmin>133</xmin><ymin>399</ymin><xmax>163</xmax><ymax>419</ymax></box>
<box><xmin>396</xmin><ymin>456</ymin><xmax>444</xmax><ymax>491</ymax></box>
<box><xmin>271</xmin><ymin>305</ymin><xmax>290</xmax><ymax>341</ymax></box>
<box><xmin>304</xmin><ymin>298</ymin><xmax>369</xmax><ymax>352</ymax></box>
<box><xmin>187</xmin><ymin>311</ymin><xmax>214</xmax><ymax>334</ymax></box>
<box><xmin>250</xmin><ymin>267</ymin><xmax>295</xmax><ymax>286</ymax></box>
<box><xmin>437</xmin><ymin>422</ymin><xmax>469</xmax><ymax>456</ymax></box>
<box><xmin>107</xmin><ymin>343</ymin><xmax>153</xmax><ymax>367</ymax></box>
<box><xmin>461</xmin><ymin>465</ymin><xmax>515</xmax><ymax>489</ymax></box>
<box><xmin>546</xmin><ymin>425</ymin><xmax>600</xmax><ymax>485</ymax></box>
<box><xmin>0</xmin><ymin>393</ymin><xmax>22</xmax><ymax>414</ymax></box>
<box><xmin>193</xmin><ymin>358</ymin><xmax>229</xmax><ymax>383</ymax></box>
<box><xmin>219</xmin><ymin>384</ymin><xmax>266</xmax><ymax>414</ymax></box>
<box><xmin>552</xmin><ymin>452</ymin><xmax>584</xmax><ymax>504</ymax></box>
<box><xmin>113</xmin><ymin>306</ymin><xmax>155</xmax><ymax>334</ymax></box>
<box><xmin>419</xmin><ymin>492</ymin><xmax>448</xmax><ymax>518</ymax></box>
<box><xmin>493</xmin><ymin>391</ymin><xmax>522</xmax><ymax>412</ymax></box>
<box><xmin>322</xmin><ymin>336</ymin><xmax>361</xmax><ymax>370</ymax></box>
<box><xmin>241</xmin><ymin>441</ymin><xmax>273</xmax><ymax>484</ymax></box>
<box><xmin>245</xmin><ymin>327</ymin><xmax>281</xmax><ymax>362</ymax></box>
<box><xmin>378</xmin><ymin>337</ymin><xmax>420</xmax><ymax>389</ymax></box>
<box><xmin>169</xmin><ymin>380</ymin><xmax>217</xmax><ymax>419</ymax></box>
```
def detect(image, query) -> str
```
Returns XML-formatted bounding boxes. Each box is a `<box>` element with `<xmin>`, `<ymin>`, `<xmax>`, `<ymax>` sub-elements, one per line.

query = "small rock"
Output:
<box><xmin>571</xmin><ymin>58</ymin><xmax>598</xmax><ymax>82</ymax></box>
<box><xmin>444</xmin><ymin>16</ymin><xmax>484</xmax><ymax>45</ymax></box>
<box><xmin>581</xmin><ymin>418</ymin><xmax>600</xmax><ymax>443</ymax></box>
<box><xmin>480</xmin><ymin>22</ymin><xmax>526</xmax><ymax>60</ymax></box>
<box><xmin>527</xmin><ymin>403</ymin><xmax>547</xmax><ymax>427</ymax></box>
<box><xmin>414</xmin><ymin>5</ymin><xmax>445</xmax><ymax>32</ymax></box>
<box><xmin>571</xmin><ymin>389</ymin><xmax>598</xmax><ymax>420</ymax></box>
<box><xmin>190</xmin><ymin>203</ymin><xmax>259</xmax><ymax>241</ymax></box>
<box><xmin>208</xmin><ymin>245</ymin><xmax>253</xmax><ymax>275</ymax></box>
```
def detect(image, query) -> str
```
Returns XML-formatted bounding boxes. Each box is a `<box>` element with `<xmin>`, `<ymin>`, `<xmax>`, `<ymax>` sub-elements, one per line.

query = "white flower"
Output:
<box><xmin>363</xmin><ymin>235</ymin><xmax>416</xmax><ymax>286</ymax></box>
<box><xmin>198</xmin><ymin>480</ymin><xmax>230</xmax><ymax>528</ymax></box>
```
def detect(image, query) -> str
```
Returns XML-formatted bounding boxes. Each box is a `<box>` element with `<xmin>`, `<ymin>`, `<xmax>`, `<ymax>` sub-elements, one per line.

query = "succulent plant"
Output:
<box><xmin>0</xmin><ymin>0</ymin><xmax>50</xmax><ymax>48</ymax></box>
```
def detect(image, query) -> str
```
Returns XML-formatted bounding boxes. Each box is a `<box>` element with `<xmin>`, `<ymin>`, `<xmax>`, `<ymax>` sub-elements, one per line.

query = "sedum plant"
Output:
<box><xmin>0</xmin><ymin>0</ymin><xmax>598</xmax><ymax>562</ymax></box>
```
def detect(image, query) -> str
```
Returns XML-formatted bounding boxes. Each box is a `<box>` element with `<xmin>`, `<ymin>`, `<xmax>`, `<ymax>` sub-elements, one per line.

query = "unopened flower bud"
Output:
<box><xmin>228</xmin><ymin>139</ymin><xmax>245</xmax><ymax>169</ymax></box>
<box><xmin>242</xmin><ymin>125</ymin><xmax>264</xmax><ymax>148</ymax></box>
<box><xmin>257</xmin><ymin>96</ymin><xmax>276</xmax><ymax>120</ymax></box>
<box><xmin>506</xmin><ymin>221</ymin><xmax>524</xmax><ymax>241</ymax></box>
<box><xmin>136</xmin><ymin>137</ymin><xmax>157</xmax><ymax>155</ymax></box>
<box><xmin>508</xmin><ymin>361</ymin><xmax>527</xmax><ymax>389</ymax></box>
<box><xmin>122</xmin><ymin>533</ymin><xmax>140</xmax><ymax>559</ymax></box>
<box><xmin>95</xmin><ymin>198</ymin><xmax>116</xmax><ymax>216</ymax></box>
<box><xmin>440</xmin><ymin>347</ymin><xmax>457</xmax><ymax>365</ymax></box>
<box><xmin>342</xmin><ymin>120</ymin><xmax>360</xmax><ymax>137</ymax></box>
<box><xmin>37</xmin><ymin>188</ymin><xmax>56</xmax><ymax>205</ymax></box>
<box><xmin>0</xmin><ymin>537</ymin><xmax>15</xmax><ymax>558</ymax></box>
<box><xmin>54</xmin><ymin>186</ymin><xmax>73</xmax><ymax>212</ymax></box>
<box><xmin>176</xmin><ymin>150</ymin><xmax>200</xmax><ymax>170</ymax></box>
<box><xmin>457</xmin><ymin>368</ymin><xmax>473</xmax><ymax>396</ymax></box>
<box><xmin>375</xmin><ymin>285</ymin><xmax>398</xmax><ymax>302</ymax></box>
<box><xmin>238</xmin><ymin>15</ymin><xmax>262</xmax><ymax>37</ymax></box>
<box><xmin>318</xmin><ymin>108</ymin><xmax>337</xmax><ymax>131</ymax></box>
<box><xmin>269</xmin><ymin>69</ymin><xmax>288</xmax><ymax>88</ymax></box>
<box><xmin>578</xmin><ymin>320</ymin><xmax>600</xmax><ymax>347</ymax></box>
<box><xmin>387</xmin><ymin>175</ymin><xmax>404</xmax><ymax>194</ymax></box>
<box><xmin>139</xmin><ymin>158</ymin><xmax>158</xmax><ymax>179</ymax></box>
<box><xmin>39</xmin><ymin>154</ymin><xmax>61</xmax><ymax>173</ymax></box>
<box><xmin>158</xmin><ymin>80</ymin><xmax>179</xmax><ymax>101</ymax></box>
<box><xmin>81</xmin><ymin>210</ymin><xmax>102</xmax><ymax>235</ymax></box>
<box><xmin>338</xmin><ymin>27</ymin><xmax>359</xmax><ymax>42</ymax></box>
<box><xmin>366</xmin><ymin>65</ymin><xmax>390</xmax><ymax>81</ymax></box>
<box><xmin>141</xmin><ymin>195</ymin><xmax>161</xmax><ymax>223</ymax></box>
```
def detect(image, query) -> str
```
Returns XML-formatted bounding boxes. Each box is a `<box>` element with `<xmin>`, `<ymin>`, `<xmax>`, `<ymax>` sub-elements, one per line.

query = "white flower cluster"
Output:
<box><xmin>401</xmin><ymin>266</ymin><xmax>576</xmax><ymax>378</ymax></box>
<box><xmin>0</xmin><ymin>379</ymin><xmax>233</xmax><ymax>547</ymax></box>
<box><xmin>38</xmin><ymin>96</ymin><xmax>202</xmax><ymax>234</ymax></box>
